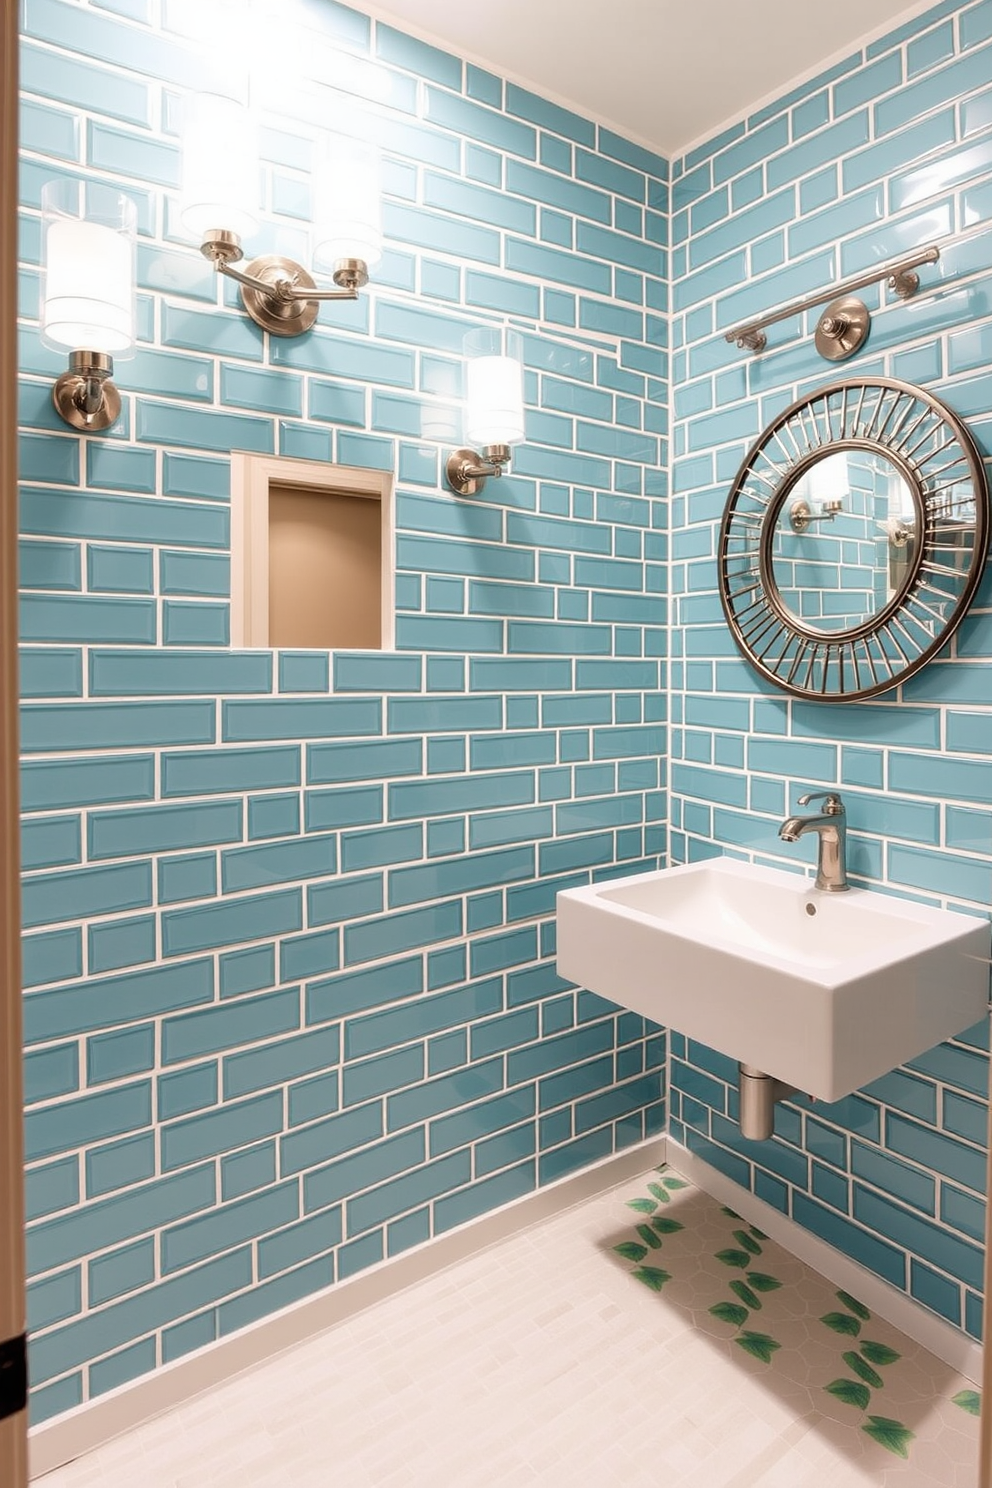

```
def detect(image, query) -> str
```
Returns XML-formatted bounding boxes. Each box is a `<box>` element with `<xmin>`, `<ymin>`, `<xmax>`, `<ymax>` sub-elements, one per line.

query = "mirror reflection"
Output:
<box><xmin>769</xmin><ymin>450</ymin><xmax>916</xmax><ymax>633</ymax></box>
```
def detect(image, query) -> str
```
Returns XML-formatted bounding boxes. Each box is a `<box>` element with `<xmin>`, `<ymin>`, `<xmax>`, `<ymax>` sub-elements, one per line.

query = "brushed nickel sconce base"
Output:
<box><xmin>240</xmin><ymin>255</ymin><xmax>319</xmax><ymax>337</ymax></box>
<box><xmin>199</xmin><ymin>235</ymin><xmax>365</xmax><ymax>336</ymax></box>
<box><xmin>814</xmin><ymin>295</ymin><xmax>870</xmax><ymax>362</ymax></box>
<box><xmin>889</xmin><ymin>267</ymin><xmax>920</xmax><ymax>299</ymax></box>
<box><xmin>52</xmin><ymin>351</ymin><xmax>121</xmax><ymax>431</ymax></box>
<box><xmin>446</xmin><ymin>447</ymin><xmax>487</xmax><ymax>496</ymax></box>
<box><xmin>788</xmin><ymin>499</ymin><xmax>814</xmax><ymax>533</ymax></box>
<box><xmin>735</xmin><ymin>328</ymin><xmax>767</xmax><ymax>353</ymax></box>
<box><xmin>446</xmin><ymin>444</ymin><xmax>511</xmax><ymax>496</ymax></box>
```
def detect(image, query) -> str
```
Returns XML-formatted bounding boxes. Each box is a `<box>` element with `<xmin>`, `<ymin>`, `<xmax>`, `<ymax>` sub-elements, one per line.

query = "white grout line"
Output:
<box><xmin>27</xmin><ymin>1133</ymin><xmax>668</xmax><ymax>1479</ymax></box>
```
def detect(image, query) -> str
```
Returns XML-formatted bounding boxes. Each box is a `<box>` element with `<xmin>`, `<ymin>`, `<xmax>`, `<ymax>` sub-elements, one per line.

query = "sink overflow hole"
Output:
<box><xmin>805</xmin><ymin>902</ymin><xmax>817</xmax><ymax>916</ymax></box>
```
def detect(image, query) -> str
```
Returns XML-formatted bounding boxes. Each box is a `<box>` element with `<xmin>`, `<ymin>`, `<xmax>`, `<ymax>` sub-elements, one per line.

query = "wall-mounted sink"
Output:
<box><xmin>556</xmin><ymin>858</ymin><xmax>990</xmax><ymax>1104</ymax></box>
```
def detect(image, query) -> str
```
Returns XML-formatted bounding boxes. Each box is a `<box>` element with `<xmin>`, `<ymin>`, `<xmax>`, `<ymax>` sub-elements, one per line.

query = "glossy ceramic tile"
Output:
<box><xmin>669</xmin><ymin>0</ymin><xmax>992</xmax><ymax>1343</ymax></box>
<box><xmin>18</xmin><ymin>0</ymin><xmax>992</xmax><ymax>1431</ymax></box>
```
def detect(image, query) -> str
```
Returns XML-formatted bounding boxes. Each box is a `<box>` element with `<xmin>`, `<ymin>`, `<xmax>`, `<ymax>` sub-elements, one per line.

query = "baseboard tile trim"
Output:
<box><xmin>29</xmin><ymin>1134</ymin><xmax>668</xmax><ymax>1480</ymax></box>
<box><xmin>669</xmin><ymin>1138</ymin><xmax>981</xmax><ymax>1384</ymax></box>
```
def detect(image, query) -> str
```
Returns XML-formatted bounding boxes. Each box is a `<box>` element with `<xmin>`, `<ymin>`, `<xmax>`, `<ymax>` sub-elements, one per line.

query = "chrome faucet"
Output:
<box><xmin>779</xmin><ymin>791</ymin><xmax>848</xmax><ymax>892</ymax></box>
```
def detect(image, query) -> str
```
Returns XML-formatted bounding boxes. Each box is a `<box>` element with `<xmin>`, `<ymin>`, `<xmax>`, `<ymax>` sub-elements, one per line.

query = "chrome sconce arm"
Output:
<box><xmin>200</xmin><ymin>230</ymin><xmax>369</xmax><ymax>337</ymax></box>
<box><xmin>52</xmin><ymin>350</ymin><xmax>121</xmax><ymax>431</ymax></box>
<box><xmin>788</xmin><ymin>496</ymin><xmax>843</xmax><ymax>533</ymax></box>
<box><xmin>446</xmin><ymin>443</ymin><xmax>512</xmax><ymax>496</ymax></box>
<box><xmin>181</xmin><ymin>97</ymin><xmax>382</xmax><ymax>339</ymax></box>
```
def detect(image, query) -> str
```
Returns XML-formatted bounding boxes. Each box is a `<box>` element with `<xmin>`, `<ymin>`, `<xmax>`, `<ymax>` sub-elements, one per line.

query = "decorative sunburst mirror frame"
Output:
<box><xmin>718</xmin><ymin>377</ymin><xmax>990</xmax><ymax>701</ymax></box>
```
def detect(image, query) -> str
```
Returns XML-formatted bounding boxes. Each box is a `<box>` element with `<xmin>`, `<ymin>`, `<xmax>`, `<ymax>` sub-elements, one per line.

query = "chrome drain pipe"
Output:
<box><xmin>738</xmin><ymin>1064</ymin><xmax>798</xmax><ymax>1141</ymax></box>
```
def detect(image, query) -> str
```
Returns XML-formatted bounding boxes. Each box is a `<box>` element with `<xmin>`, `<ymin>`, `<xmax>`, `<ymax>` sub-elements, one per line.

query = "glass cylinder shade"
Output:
<box><xmin>42</xmin><ymin>180</ymin><xmax>136</xmax><ymax>356</ymax></box>
<box><xmin>808</xmin><ymin>450</ymin><xmax>849</xmax><ymax>505</ymax></box>
<box><xmin>465</xmin><ymin>327</ymin><xmax>525</xmax><ymax>447</ymax></box>
<box><xmin>312</xmin><ymin>136</ymin><xmax>383</xmax><ymax>272</ymax></box>
<box><xmin>179</xmin><ymin>92</ymin><xmax>259</xmax><ymax>240</ymax></box>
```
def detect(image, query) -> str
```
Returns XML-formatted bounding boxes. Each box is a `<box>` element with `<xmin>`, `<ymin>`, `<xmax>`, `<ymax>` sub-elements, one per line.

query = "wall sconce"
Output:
<box><xmin>41</xmin><ymin>180</ymin><xmax>136</xmax><ymax>431</ymax></box>
<box><xmin>180</xmin><ymin>93</ymin><xmax>382</xmax><ymax>337</ymax></box>
<box><xmin>446</xmin><ymin>328</ymin><xmax>525</xmax><ymax>495</ymax></box>
<box><xmin>726</xmin><ymin>246</ymin><xmax>941</xmax><ymax>360</ymax></box>
<box><xmin>789</xmin><ymin>497</ymin><xmax>843</xmax><ymax>533</ymax></box>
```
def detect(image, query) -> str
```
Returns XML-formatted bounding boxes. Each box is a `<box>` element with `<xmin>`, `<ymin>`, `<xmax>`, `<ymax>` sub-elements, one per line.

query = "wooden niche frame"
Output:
<box><xmin>230</xmin><ymin>453</ymin><xmax>395</xmax><ymax>651</ymax></box>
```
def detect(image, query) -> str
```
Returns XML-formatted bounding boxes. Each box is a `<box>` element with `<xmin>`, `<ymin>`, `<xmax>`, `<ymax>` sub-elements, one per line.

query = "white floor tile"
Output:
<box><xmin>36</xmin><ymin>1163</ymin><xmax>979</xmax><ymax>1487</ymax></box>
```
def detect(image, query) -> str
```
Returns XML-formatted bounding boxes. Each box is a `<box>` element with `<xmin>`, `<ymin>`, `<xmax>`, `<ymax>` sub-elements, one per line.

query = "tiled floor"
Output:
<box><xmin>37</xmin><ymin>1164</ymin><xmax>980</xmax><ymax>1487</ymax></box>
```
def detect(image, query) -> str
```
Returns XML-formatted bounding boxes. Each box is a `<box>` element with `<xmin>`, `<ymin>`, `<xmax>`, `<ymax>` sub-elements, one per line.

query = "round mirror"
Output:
<box><xmin>719</xmin><ymin>378</ymin><xmax>988</xmax><ymax>700</ymax></box>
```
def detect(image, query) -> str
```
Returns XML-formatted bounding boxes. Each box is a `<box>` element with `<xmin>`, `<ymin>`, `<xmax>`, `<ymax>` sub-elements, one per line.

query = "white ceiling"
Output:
<box><xmin>364</xmin><ymin>0</ymin><xmax>930</xmax><ymax>156</ymax></box>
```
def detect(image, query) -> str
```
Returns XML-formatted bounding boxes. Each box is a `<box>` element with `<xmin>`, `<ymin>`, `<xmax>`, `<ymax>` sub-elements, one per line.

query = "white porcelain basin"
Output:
<box><xmin>556</xmin><ymin>858</ymin><xmax>990</xmax><ymax>1103</ymax></box>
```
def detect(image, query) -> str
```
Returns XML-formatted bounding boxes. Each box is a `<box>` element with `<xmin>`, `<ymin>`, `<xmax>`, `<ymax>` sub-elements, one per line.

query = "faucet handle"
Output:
<box><xmin>797</xmin><ymin>790</ymin><xmax>845</xmax><ymax>815</ymax></box>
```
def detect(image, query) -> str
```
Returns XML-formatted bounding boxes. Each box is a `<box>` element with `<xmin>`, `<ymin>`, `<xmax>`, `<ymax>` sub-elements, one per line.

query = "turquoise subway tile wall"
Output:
<box><xmin>21</xmin><ymin>0</ymin><xmax>992</xmax><ymax>1436</ymax></box>
<box><xmin>670</xmin><ymin>0</ymin><xmax>992</xmax><ymax>1343</ymax></box>
<box><xmin>17</xmin><ymin>0</ymin><xmax>668</xmax><ymax>1420</ymax></box>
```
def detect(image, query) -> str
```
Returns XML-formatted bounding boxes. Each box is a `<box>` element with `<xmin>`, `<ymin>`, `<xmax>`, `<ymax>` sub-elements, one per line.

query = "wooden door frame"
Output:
<box><xmin>983</xmin><ymin>1070</ymin><xmax>992</xmax><ymax>1485</ymax></box>
<box><xmin>0</xmin><ymin>3</ymin><xmax>28</xmax><ymax>1485</ymax></box>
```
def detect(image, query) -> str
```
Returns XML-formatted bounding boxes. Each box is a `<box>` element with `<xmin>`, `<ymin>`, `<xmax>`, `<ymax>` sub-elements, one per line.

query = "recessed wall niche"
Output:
<box><xmin>230</xmin><ymin>453</ymin><xmax>395</xmax><ymax>650</ymax></box>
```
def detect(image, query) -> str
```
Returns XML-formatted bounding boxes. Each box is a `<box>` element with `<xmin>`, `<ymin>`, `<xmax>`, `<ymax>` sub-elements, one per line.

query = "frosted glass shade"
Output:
<box><xmin>41</xmin><ymin>181</ymin><xmax>135</xmax><ymax>355</ymax></box>
<box><xmin>312</xmin><ymin>137</ymin><xmax>383</xmax><ymax>270</ymax></box>
<box><xmin>180</xmin><ymin>92</ymin><xmax>259</xmax><ymax>240</ymax></box>
<box><xmin>465</xmin><ymin>329</ymin><xmax>524</xmax><ymax>447</ymax></box>
<box><xmin>808</xmin><ymin>450</ymin><xmax>849</xmax><ymax>505</ymax></box>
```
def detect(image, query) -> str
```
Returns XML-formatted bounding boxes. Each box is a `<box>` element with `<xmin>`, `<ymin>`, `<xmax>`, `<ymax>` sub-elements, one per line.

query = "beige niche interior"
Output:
<box><xmin>231</xmin><ymin>454</ymin><xmax>395</xmax><ymax>649</ymax></box>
